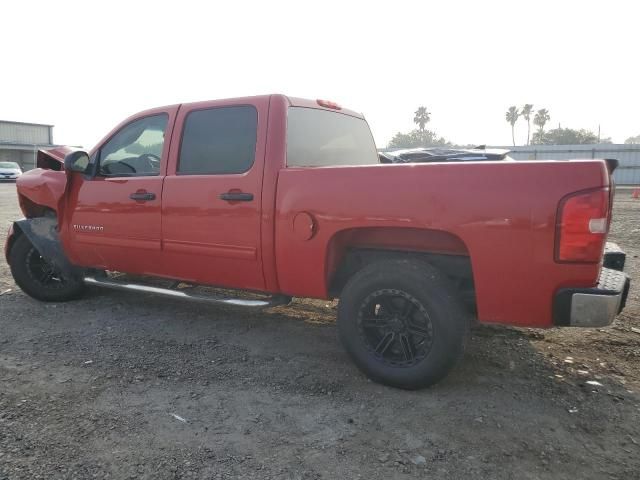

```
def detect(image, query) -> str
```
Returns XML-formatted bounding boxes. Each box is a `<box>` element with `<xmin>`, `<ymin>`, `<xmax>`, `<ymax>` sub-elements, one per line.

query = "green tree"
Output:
<box><xmin>413</xmin><ymin>106</ymin><xmax>431</xmax><ymax>132</ymax></box>
<box><xmin>505</xmin><ymin>106</ymin><xmax>520</xmax><ymax>146</ymax></box>
<box><xmin>532</xmin><ymin>127</ymin><xmax>612</xmax><ymax>145</ymax></box>
<box><xmin>521</xmin><ymin>104</ymin><xmax>534</xmax><ymax>145</ymax></box>
<box><xmin>387</xmin><ymin>129</ymin><xmax>450</xmax><ymax>149</ymax></box>
<box><xmin>625</xmin><ymin>134</ymin><xmax>640</xmax><ymax>144</ymax></box>
<box><xmin>532</xmin><ymin>108</ymin><xmax>550</xmax><ymax>143</ymax></box>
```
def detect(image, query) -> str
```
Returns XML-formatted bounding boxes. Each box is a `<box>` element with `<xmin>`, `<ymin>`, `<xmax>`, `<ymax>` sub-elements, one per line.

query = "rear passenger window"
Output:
<box><xmin>178</xmin><ymin>106</ymin><xmax>257</xmax><ymax>175</ymax></box>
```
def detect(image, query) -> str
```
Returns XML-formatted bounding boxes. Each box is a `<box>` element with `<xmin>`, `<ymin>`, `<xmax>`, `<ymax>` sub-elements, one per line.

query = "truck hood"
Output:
<box><xmin>36</xmin><ymin>146</ymin><xmax>78</xmax><ymax>170</ymax></box>
<box><xmin>15</xmin><ymin>146</ymin><xmax>79</xmax><ymax>217</ymax></box>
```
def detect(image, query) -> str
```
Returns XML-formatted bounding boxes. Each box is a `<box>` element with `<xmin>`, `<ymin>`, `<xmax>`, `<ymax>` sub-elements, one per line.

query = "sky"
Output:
<box><xmin>1</xmin><ymin>0</ymin><xmax>639</xmax><ymax>149</ymax></box>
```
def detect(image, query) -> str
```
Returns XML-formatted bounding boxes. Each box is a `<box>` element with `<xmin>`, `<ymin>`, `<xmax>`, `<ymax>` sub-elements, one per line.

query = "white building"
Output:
<box><xmin>0</xmin><ymin>120</ymin><xmax>56</xmax><ymax>170</ymax></box>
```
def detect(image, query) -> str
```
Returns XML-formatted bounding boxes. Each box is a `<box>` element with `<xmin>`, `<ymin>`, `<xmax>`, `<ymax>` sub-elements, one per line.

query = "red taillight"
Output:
<box><xmin>556</xmin><ymin>188</ymin><xmax>610</xmax><ymax>263</ymax></box>
<box><xmin>316</xmin><ymin>99</ymin><xmax>341</xmax><ymax>110</ymax></box>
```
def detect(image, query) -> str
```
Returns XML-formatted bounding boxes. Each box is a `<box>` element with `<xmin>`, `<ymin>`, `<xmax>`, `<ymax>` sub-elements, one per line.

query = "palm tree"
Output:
<box><xmin>521</xmin><ymin>104</ymin><xmax>534</xmax><ymax>145</ymax></box>
<box><xmin>505</xmin><ymin>106</ymin><xmax>520</xmax><ymax>146</ymax></box>
<box><xmin>533</xmin><ymin>108</ymin><xmax>551</xmax><ymax>143</ymax></box>
<box><xmin>413</xmin><ymin>106</ymin><xmax>431</xmax><ymax>132</ymax></box>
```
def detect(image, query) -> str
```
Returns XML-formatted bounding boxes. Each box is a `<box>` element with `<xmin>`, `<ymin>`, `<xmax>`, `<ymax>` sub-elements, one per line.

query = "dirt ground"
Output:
<box><xmin>0</xmin><ymin>182</ymin><xmax>639</xmax><ymax>480</ymax></box>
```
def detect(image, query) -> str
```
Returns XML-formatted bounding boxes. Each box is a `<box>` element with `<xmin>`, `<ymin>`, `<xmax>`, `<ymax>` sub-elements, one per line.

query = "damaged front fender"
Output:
<box><xmin>17</xmin><ymin>169</ymin><xmax>68</xmax><ymax>217</ymax></box>
<box><xmin>7</xmin><ymin>146</ymin><xmax>86</xmax><ymax>278</ymax></box>
<box><xmin>8</xmin><ymin>217</ymin><xmax>82</xmax><ymax>279</ymax></box>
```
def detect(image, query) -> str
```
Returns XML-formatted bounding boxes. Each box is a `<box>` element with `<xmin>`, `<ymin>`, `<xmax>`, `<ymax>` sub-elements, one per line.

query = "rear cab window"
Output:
<box><xmin>286</xmin><ymin>107</ymin><xmax>379</xmax><ymax>167</ymax></box>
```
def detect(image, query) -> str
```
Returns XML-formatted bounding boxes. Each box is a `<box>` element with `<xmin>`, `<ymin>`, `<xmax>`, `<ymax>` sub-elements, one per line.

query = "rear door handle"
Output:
<box><xmin>219</xmin><ymin>192</ymin><xmax>254</xmax><ymax>202</ymax></box>
<box><xmin>129</xmin><ymin>192</ymin><xmax>156</xmax><ymax>201</ymax></box>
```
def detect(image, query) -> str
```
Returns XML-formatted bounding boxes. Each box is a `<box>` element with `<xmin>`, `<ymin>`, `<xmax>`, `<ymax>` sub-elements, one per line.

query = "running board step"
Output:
<box><xmin>84</xmin><ymin>276</ymin><xmax>291</xmax><ymax>308</ymax></box>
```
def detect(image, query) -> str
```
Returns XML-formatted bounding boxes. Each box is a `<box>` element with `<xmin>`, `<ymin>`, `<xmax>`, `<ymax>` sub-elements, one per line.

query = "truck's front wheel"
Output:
<box><xmin>337</xmin><ymin>259</ymin><xmax>468</xmax><ymax>389</ymax></box>
<box><xmin>9</xmin><ymin>234</ymin><xmax>85</xmax><ymax>302</ymax></box>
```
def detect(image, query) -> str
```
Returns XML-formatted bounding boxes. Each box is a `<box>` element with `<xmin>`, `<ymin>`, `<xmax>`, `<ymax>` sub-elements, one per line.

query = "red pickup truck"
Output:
<box><xmin>4</xmin><ymin>94</ymin><xmax>630</xmax><ymax>389</ymax></box>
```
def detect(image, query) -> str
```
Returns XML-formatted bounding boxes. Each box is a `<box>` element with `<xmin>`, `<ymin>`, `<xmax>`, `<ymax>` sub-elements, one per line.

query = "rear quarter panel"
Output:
<box><xmin>275</xmin><ymin>160</ymin><xmax>609</xmax><ymax>327</ymax></box>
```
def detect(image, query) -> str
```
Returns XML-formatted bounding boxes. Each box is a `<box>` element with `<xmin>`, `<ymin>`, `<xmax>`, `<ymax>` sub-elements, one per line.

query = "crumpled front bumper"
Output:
<box><xmin>553</xmin><ymin>265</ymin><xmax>630</xmax><ymax>328</ymax></box>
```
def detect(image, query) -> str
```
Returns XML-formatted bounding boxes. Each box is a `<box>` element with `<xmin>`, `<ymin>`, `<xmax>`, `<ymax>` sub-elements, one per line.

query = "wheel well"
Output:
<box><xmin>328</xmin><ymin>247</ymin><xmax>476</xmax><ymax>316</ymax></box>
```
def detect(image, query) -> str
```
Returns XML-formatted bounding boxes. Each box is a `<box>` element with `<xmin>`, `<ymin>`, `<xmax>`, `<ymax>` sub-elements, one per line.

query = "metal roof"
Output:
<box><xmin>0</xmin><ymin>119</ymin><xmax>54</xmax><ymax>128</ymax></box>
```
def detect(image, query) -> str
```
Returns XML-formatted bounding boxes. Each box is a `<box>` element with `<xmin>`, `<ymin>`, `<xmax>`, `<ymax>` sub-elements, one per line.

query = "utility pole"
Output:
<box><xmin>597</xmin><ymin>124</ymin><xmax>601</xmax><ymax>143</ymax></box>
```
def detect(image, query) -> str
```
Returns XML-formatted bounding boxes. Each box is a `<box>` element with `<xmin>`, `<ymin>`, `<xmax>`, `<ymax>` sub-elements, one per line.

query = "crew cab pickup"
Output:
<box><xmin>4</xmin><ymin>94</ymin><xmax>630</xmax><ymax>389</ymax></box>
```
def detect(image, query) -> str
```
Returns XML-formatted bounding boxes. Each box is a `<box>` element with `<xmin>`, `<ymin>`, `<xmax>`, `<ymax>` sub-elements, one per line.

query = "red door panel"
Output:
<box><xmin>160</xmin><ymin>97</ymin><xmax>269</xmax><ymax>291</ymax></box>
<box><xmin>63</xmin><ymin>106</ymin><xmax>178</xmax><ymax>275</ymax></box>
<box><xmin>66</xmin><ymin>176</ymin><xmax>163</xmax><ymax>274</ymax></box>
<box><xmin>161</xmin><ymin>174</ymin><xmax>263</xmax><ymax>289</ymax></box>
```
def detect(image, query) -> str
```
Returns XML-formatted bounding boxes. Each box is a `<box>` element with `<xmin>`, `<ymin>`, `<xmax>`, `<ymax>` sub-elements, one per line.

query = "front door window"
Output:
<box><xmin>99</xmin><ymin>114</ymin><xmax>168</xmax><ymax>177</ymax></box>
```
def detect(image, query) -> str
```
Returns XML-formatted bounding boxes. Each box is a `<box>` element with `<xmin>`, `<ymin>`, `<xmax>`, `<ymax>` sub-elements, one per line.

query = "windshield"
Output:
<box><xmin>286</xmin><ymin>107</ymin><xmax>378</xmax><ymax>167</ymax></box>
<box><xmin>0</xmin><ymin>162</ymin><xmax>20</xmax><ymax>169</ymax></box>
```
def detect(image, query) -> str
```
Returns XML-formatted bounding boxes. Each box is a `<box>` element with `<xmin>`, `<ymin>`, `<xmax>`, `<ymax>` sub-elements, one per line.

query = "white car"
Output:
<box><xmin>0</xmin><ymin>161</ymin><xmax>23</xmax><ymax>180</ymax></box>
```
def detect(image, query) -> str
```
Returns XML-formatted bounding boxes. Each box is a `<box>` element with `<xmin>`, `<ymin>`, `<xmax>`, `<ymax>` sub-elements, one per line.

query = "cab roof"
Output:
<box><xmin>284</xmin><ymin>95</ymin><xmax>365</xmax><ymax>119</ymax></box>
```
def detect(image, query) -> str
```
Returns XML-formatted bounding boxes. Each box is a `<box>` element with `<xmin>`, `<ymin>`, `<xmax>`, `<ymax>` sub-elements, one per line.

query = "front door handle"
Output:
<box><xmin>130</xmin><ymin>191</ymin><xmax>156</xmax><ymax>201</ymax></box>
<box><xmin>219</xmin><ymin>192</ymin><xmax>254</xmax><ymax>202</ymax></box>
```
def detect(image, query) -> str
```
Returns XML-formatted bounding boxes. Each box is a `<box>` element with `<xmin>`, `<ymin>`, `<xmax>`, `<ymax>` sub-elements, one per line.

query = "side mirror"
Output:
<box><xmin>63</xmin><ymin>151</ymin><xmax>90</xmax><ymax>174</ymax></box>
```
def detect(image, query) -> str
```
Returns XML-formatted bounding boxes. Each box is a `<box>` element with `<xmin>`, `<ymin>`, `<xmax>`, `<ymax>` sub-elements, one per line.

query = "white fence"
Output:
<box><xmin>495</xmin><ymin>144</ymin><xmax>640</xmax><ymax>185</ymax></box>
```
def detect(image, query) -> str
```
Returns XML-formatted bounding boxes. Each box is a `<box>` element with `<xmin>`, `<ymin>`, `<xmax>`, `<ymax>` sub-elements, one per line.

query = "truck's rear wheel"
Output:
<box><xmin>337</xmin><ymin>259</ymin><xmax>468</xmax><ymax>389</ymax></box>
<box><xmin>9</xmin><ymin>234</ymin><xmax>84</xmax><ymax>302</ymax></box>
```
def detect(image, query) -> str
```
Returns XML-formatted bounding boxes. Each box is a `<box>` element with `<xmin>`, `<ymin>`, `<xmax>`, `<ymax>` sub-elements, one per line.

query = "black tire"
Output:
<box><xmin>337</xmin><ymin>259</ymin><xmax>469</xmax><ymax>390</ymax></box>
<box><xmin>9</xmin><ymin>234</ymin><xmax>85</xmax><ymax>302</ymax></box>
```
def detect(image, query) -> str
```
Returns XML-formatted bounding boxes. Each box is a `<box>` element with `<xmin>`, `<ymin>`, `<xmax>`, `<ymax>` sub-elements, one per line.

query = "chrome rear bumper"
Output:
<box><xmin>553</xmin><ymin>267</ymin><xmax>630</xmax><ymax>327</ymax></box>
